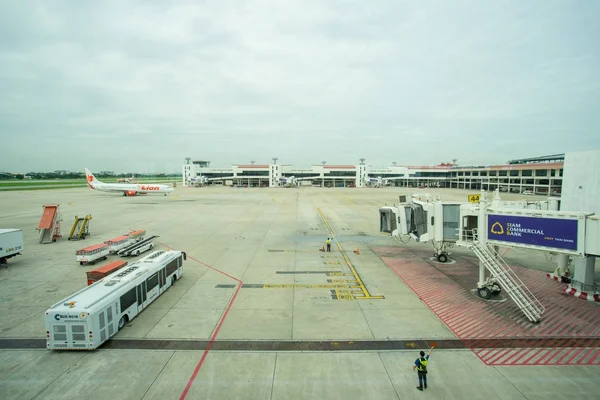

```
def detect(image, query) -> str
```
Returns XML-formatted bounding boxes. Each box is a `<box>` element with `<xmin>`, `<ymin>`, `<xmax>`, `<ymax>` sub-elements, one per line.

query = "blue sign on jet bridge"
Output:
<box><xmin>487</xmin><ymin>214</ymin><xmax>578</xmax><ymax>251</ymax></box>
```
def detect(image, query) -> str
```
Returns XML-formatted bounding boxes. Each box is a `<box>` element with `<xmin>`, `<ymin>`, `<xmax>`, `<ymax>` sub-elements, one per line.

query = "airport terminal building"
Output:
<box><xmin>183</xmin><ymin>154</ymin><xmax>564</xmax><ymax>195</ymax></box>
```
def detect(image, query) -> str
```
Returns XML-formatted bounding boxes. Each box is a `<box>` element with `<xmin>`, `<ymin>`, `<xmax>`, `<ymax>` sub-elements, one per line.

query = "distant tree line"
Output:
<box><xmin>0</xmin><ymin>172</ymin><xmax>182</xmax><ymax>180</ymax></box>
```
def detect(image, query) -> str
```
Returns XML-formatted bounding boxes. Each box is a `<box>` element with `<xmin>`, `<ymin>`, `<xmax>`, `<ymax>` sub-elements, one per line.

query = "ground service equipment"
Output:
<box><xmin>45</xmin><ymin>250</ymin><xmax>186</xmax><ymax>350</ymax></box>
<box><xmin>0</xmin><ymin>229</ymin><xmax>24</xmax><ymax>265</ymax></box>
<box><xmin>37</xmin><ymin>205</ymin><xmax>62</xmax><ymax>243</ymax></box>
<box><xmin>127</xmin><ymin>230</ymin><xmax>146</xmax><ymax>242</ymax></box>
<box><xmin>76</xmin><ymin>243</ymin><xmax>110</xmax><ymax>265</ymax></box>
<box><xmin>68</xmin><ymin>215</ymin><xmax>92</xmax><ymax>241</ymax></box>
<box><xmin>86</xmin><ymin>260</ymin><xmax>128</xmax><ymax>286</ymax></box>
<box><xmin>104</xmin><ymin>235</ymin><xmax>133</xmax><ymax>254</ymax></box>
<box><xmin>117</xmin><ymin>236</ymin><xmax>158</xmax><ymax>257</ymax></box>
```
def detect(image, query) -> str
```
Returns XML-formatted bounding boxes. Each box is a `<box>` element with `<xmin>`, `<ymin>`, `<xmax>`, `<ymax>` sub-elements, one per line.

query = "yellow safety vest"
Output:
<box><xmin>417</xmin><ymin>357</ymin><xmax>428</xmax><ymax>371</ymax></box>
<box><xmin>326</xmin><ymin>239</ymin><xmax>331</xmax><ymax>245</ymax></box>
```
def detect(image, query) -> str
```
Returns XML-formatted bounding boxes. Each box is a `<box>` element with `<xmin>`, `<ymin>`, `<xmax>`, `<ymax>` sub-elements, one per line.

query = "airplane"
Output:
<box><xmin>190</xmin><ymin>176</ymin><xmax>209</xmax><ymax>187</ymax></box>
<box><xmin>279</xmin><ymin>175</ymin><xmax>320</xmax><ymax>187</ymax></box>
<box><xmin>366</xmin><ymin>176</ymin><xmax>408</xmax><ymax>187</ymax></box>
<box><xmin>367</xmin><ymin>177</ymin><xmax>390</xmax><ymax>187</ymax></box>
<box><xmin>85</xmin><ymin>168</ymin><xmax>174</xmax><ymax>196</ymax></box>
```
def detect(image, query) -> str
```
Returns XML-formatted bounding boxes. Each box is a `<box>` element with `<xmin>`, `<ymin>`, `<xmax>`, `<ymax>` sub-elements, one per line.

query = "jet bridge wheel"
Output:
<box><xmin>437</xmin><ymin>253</ymin><xmax>448</xmax><ymax>263</ymax></box>
<box><xmin>478</xmin><ymin>287</ymin><xmax>492</xmax><ymax>299</ymax></box>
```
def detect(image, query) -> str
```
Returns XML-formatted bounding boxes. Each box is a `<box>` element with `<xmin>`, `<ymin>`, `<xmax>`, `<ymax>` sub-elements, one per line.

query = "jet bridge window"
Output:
<box><xmin>410</xmin><ymin>204</ymin><xmax>427</xmax><ymax>240</ymax></box>
<box><xmin>379</xmin><ymin>209</ymin><xmax>397</xmax><ymax>234</ymax></box>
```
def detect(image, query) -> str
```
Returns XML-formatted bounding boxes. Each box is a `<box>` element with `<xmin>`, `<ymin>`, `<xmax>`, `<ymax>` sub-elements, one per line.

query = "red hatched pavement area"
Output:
<box><xmin>375</xmin><ymin>247</ymin><xmax>600</xmax><ymax>366</ymax></box>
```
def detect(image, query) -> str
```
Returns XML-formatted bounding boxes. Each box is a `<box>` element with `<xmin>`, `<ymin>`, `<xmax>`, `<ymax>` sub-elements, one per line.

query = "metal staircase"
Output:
<box><xmin>468</xmin><ymin>231</ymin><xmax>545</xmax><ymax>323</ymax></box>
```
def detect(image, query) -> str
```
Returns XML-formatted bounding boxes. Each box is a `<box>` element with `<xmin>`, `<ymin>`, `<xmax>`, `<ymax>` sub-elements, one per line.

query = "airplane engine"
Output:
<box><xmin>124</xmin><ymin>190</ymin><xmax>137</xmax><ymax>196</ymax></box>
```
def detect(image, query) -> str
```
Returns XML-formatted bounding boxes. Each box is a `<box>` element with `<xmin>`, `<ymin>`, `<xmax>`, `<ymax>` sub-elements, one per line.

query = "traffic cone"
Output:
<box><xmin>355</xmin><ymin>248</ymin><xmax>360</xmax><ymax>255</ymax></box>
<box><xmin>321</xmin><ymin>245</ymin><xmax>325</xmax><ymax>252</ymax></box>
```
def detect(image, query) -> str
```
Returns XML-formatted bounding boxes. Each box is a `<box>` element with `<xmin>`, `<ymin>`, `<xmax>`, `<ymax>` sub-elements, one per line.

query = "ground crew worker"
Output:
<box><xmin>326</xmin><ymin>237</ymin><xmax>331</xmax><ymax>252</ymax></box>
<box><xmin>412</xmin><ymin>347</ymin><xmax>433</xmax><ymax>391</ymax></box>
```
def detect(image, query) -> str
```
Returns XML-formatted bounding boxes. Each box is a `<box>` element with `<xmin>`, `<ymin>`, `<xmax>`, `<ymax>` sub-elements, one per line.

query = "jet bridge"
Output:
<box><xmin>379</xmin><ymin>189</ymin><xmax>600</xmax><ymax>323</ymax></box>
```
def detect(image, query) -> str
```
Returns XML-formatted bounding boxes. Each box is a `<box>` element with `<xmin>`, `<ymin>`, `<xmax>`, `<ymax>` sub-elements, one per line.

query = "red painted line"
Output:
<box><xmin>520</xmin><ymin>347</ymin><xmax>547</xmax><ymax>365</ymax></box>
<box><xmin>461</xmin><ymin>308</ymin><xmax>516</xmax><ymax>338</ymax></box>
<box><xmin>192</xmin><ymin>257</ymin><xmax>242</xmax><ymax>283</ymax></box>
<box><xmin>441</xmin><ymin>308</ymin><xmax>484</xmax><ymax>330</ymax></box>
<box><xmin>163</xmin><ymin>252</ymin><xmax>243</xmax><ymax>400</ymax></box>
<box><xmin>453</xmin><ymin>311</ymin><xmax>496</xmax><ymax>337</ymax></box>
<box><xmin>577</xmin><ymin>347</ymin><xmax>597</xmax><ymax>364</ymax></box>
<box><xmin>585</xmin><ymin>349</ymin><xmax>600</xmax><ymax>365</ymax></box>
<box><xmin>555</xmin><ymin>347</ymin><xmax>577</xmax><ymax>365</ymax></box>
<box><xmin>493</xmin><ymin>317</ymin><xmax>527</xmax><ymax>339</ymax></box>
<box><xmin>436</xmin><ymin>301</ymin><xmax>476</xmax><ymax>320</ymax></box>
<box><xmin>471</xmin><ymin>348</ymin><xmax>492</xmax><ymax>366</ymax></box>
<box><xmin>564</xmin><ymin>347</ymin><xmax>586</xmax><ymax>365</ymax></box>
<box><xmin>460</xmin><ymin>311</ymin><xmax>511</xmax><ymax>338</ymax></box>
<box><xmin>422</xmin><ymin>289</ymin><xmax>453</xmax><ymax>303</ymax></box>
<box><xmin>486</xmin><ymin>348</ymin><xmax>514</xmax><ymax>365</ymax></box>
<box><xmin>507</xmin><ymin>348</ymin><xmax>538</xmax><ymax>365</ymax></box>
<box><xmin>532</xmin><ymin>306</ymin><xmax>568</xmax><ymax>336</ymax></box>
<box><xmin>542</xmin><ymin>348</ymin><xmax>566</xmax><ymax>365</ymax></box>
<box><xmin>386</xmin><ymin>266</ymin><xmax>462</xmax><ymax>340</ymax></box>
<box><xmin>550</xmin><ymin>307</ymin><xmax>592</xmax><ymax>337</ymax></box>
<box><xmin>501</xmin><ymin>348</ymin><xmax>531</xmax><ymax>366</ymax></box>
<box><xmin>569</xmin><ymin>306</ymin><xmax>600</xmax><ymax>335</ymax></box>
<box><xmin>179</xmin><ymin>281</ymin><xmax>242</xmax><ymax>400</ymax></box>
<box><xmin>544</xmin><ymin>303</ymin><xmax>586</xmax><ymax>335</ymax></box>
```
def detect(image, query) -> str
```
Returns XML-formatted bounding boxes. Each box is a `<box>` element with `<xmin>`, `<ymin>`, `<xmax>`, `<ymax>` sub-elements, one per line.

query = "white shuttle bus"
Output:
<box><xmin>45</xmin><ymin>250</ymin><xmax>186</xmax><ymax>350</ymax></box>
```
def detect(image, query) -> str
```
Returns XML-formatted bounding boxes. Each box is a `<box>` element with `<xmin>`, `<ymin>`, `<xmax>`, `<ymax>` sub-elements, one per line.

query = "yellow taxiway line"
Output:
<box><xmin>316</xmin><ymin>208</ymin><xmax>384</xmax><ymax>299</ymax></box>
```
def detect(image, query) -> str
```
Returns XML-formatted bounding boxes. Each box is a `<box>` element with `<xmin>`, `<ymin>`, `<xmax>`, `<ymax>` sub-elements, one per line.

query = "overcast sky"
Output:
<box><xmin>1</xmin><ymin>0</ymin><xmax>599</xmax><ymax>173</ymax></box>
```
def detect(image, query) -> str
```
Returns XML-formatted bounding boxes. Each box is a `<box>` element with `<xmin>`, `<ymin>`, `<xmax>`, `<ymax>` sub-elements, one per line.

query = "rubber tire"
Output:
<box><xmin>478</xmin><ymin>287</ymin><xmax>492</xmax><ymax>299</ymax></box>
<box><xmin>171</xmin><ymin>275</ymin><xmax>177</xmax><ymax>286</ymax></box>
<box><xmin>437</xmin><ymin>253</ymin><xmax>448</xmax><ymax>263</ymax></box>
<box><xmin>118</xmin><ymin>316</ymin><xmax>126</xmax><ymax>331</ymax></box>
<box><xmin>494</xmin><ymin>285</ymin><xmax>502</xmax><ymax>294</ymax></box>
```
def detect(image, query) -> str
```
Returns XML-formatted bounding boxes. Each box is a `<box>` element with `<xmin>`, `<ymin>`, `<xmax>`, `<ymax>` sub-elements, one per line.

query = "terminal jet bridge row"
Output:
<box><xmin>379</xmin><ymin>189</ymin><xmax>600</xmax><ymax>323</ymax></box>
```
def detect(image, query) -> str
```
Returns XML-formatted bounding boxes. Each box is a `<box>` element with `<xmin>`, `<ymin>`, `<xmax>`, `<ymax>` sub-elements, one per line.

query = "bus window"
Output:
<box><xmin>146</xmin><ymin>273</ymin><xmax>158</xmax><ymax>291</ymax></box>
<box><xmin>120</xmin><ymin>288</ymin><xmax>136</xmax><ymax>311</ymax></box>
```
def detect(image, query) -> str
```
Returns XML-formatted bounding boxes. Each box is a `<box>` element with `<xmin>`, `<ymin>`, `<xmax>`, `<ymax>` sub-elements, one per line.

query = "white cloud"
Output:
<box><xmin>0</xmin><ymin>0</ymin><xmax>599</xmax><ymax>172</ymax></box>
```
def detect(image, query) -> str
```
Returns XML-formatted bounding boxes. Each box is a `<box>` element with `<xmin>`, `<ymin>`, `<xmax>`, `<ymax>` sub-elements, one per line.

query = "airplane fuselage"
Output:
<box><xmin>85</xmin><ymin>168</ymin><xmax>174</xmax><ymax>196</ymax></box>
<box><xmin>90</xmin><ymin>182</ymin><xmax>173</xmax><ymax>195</ymax></box>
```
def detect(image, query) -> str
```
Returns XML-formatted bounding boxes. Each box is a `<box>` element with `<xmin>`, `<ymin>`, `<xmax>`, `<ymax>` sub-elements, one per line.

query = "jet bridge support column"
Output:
<box><xmin>477</xmin><ymin>190</ymin><xmax>488</xmax><ymax>288</ymax></box>
<box><xmin>556</xmin><ymin>254</ymin><xmax>570</xmax><ymax>276</ymax></box>
<box><xmin>571</xmin><ymin>256</ymin><xmax>597</xmax><ymax>292</ymax></box>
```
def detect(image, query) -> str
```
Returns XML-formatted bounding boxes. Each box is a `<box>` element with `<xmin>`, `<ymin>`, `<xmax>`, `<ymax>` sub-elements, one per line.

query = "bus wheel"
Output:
<box><xmin>172</xmin><ymin>275</ymin><xmax>177</xmax><ymax>285</ymax></box>
<box><xmin>118</xmin><ymin>316</ymin><xmax>127</xmax><ymax>331</ymax></box>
